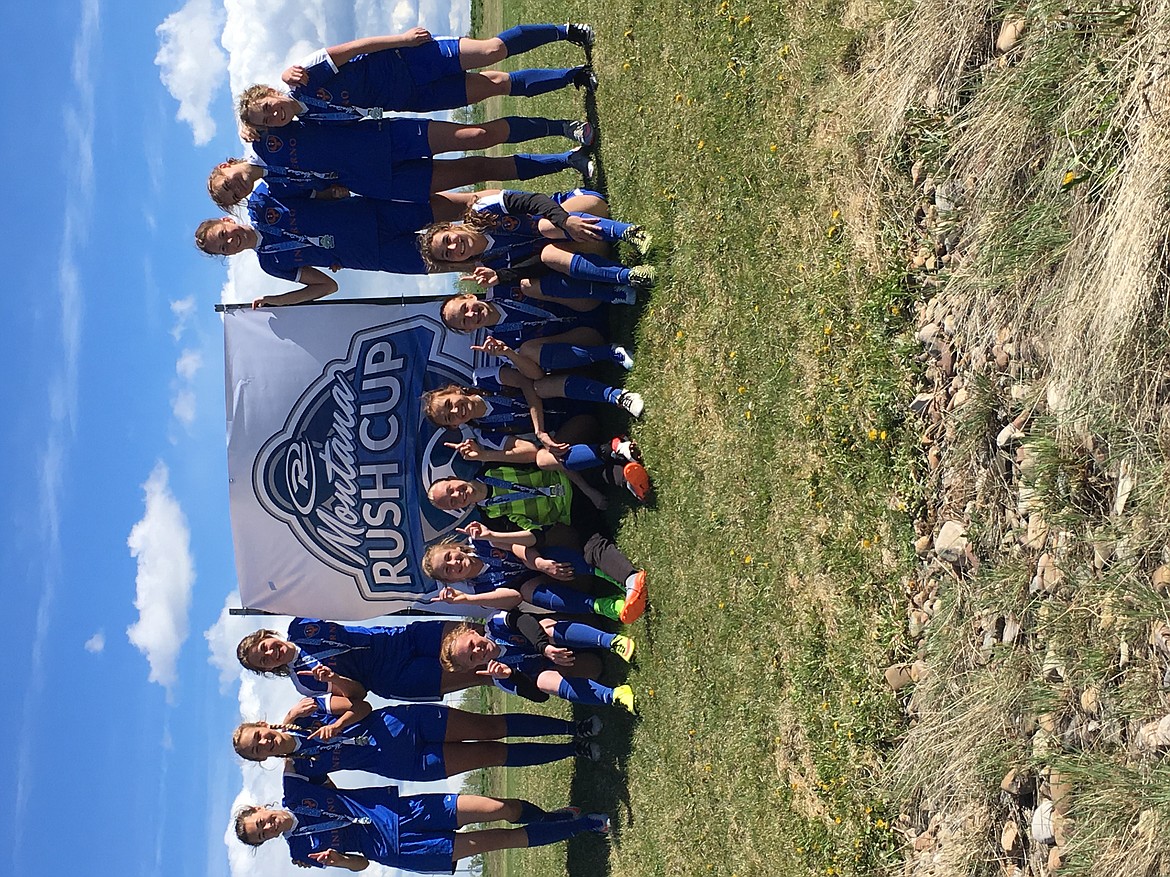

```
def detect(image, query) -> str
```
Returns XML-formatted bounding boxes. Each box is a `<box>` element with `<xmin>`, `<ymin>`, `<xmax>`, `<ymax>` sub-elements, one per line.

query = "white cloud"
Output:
<box><xmin>171</xmin><ymin>296</ymin><xmax>196</xmax><ymax>340</ymax></box>
<box><xmin>126</xmin><ymin>462</ymin><xmax>196</xmax><ymax>700</ymax></box>
<box><xmin>176</xmin><ymin>349</ymin><xmax>204</xmax><ymax>380</ymax></box>
<box><xmin>84</xmin><ymin>631</ymin><xmax>106</xmax><ymax>653</ymax></box>
<box><xmin>155</xmin><ymin>0</ymin><xmax>227</xmax><ymax>145</ymax></box>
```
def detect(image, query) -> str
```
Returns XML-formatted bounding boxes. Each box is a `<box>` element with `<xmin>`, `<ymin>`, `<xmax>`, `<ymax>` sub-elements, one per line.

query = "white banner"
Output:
<box><xmin>224</xmin><ymin>301</ymin><xmax>480</xmax><ymax>620</ymax></box>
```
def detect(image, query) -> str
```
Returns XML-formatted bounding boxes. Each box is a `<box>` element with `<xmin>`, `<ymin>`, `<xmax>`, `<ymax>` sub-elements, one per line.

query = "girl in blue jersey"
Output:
<box><xmin>233</xmin><ymin>692</ymin><xmax>600</xmax><ymax>780</ymax></box>
<box><xmin>422</xmin><ymin>520</ymin><xmax>648</xmax><ymax>623</ymax></box>
<box><xmin>440</xmin><ymin>612</ymin><xmax>637</xmax><ymax>713</ymax></box>
<box><xmin>235</xmin><ymin>774</ymin><xmax>609</xmax><ymax>871</ymax></box>
<box><xmin>207</xmin><ymin>120</ymin><xmax>593</xmax><ymax>208</ymax></box>
<box><xmin>236</xmin><ymin>618</ymin><xmax>484</xmax><ymax>702</ymax></box>
<box><xmin>419</xmin><ymin>190</ymin><xmax>656</xmax><ymax>300</ymax></box>
<box><xmin>235</xmin><ymin>24</ymin><xmax>596</xmax><ymax>138</ymax></box>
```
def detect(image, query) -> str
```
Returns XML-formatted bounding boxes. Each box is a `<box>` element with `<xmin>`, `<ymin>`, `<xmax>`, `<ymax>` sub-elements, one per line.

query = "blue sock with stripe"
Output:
<box><xmin>498</xmin><ymin>24</ymin><xmax>568</xmax><ymax>56</ymax></box>
<box><xmin>561</xmin><ymin>375</ymin><xmax>622</xmax><ymax>406</ymax></box>
<box><xmin>559</xmin><ymin>443</ymin><xmax>605</xmax><ymax>471</ymax></box>
<box><xmin>567</xmin><ymin>253</ymin><xmax>631</xmax><ymax>284</ymax></box>
<box><xmin>538</xmin><ymin>343</ymin><xmax>614</xmax><ymax>370</ymax></box>
<box><xmin>503</xmin><ymin>713</ymin><xmax>575</xmax><ymax>737</ymax></box>
<box><xmin>528</xmin><ymin>583</ymin><xmax>598</xmax><ymax>613</ymax></box>
<box><xmin>539</xmin><ymin>273</ymin><xmax>635</xmax><ymax>304</ymax></box>
<box><xmin>555</xmin><ymin>676</ymin><xmax>614</xmax><ymax>706</ymax></box>
<box><xmin>578</xmin><ymin>216</ymin><xmax>635</xmax><ymax>242</ymax></box>
<box><xmin>551</xmin><ymin>621</ymin><xmax>614</xmax><ymax>650</ymax></box>
<box><xmin>524</xmin><ymin>814</ymin><xmax>597</xmax><ymax>845</ymax></box>
<box><xmin>504</xmin><ymin>742</ymin><xmax>576</xmax><ymax>767</ymax></box>
<box><xmin>513</xmin><ymin>800</ymin><xmax>547</xmax><ymax>824</ymax></box>
<box><xmin>508</xmin><ymin>67</ymin><xmax>578</xmax><ymax>97</ymax></box>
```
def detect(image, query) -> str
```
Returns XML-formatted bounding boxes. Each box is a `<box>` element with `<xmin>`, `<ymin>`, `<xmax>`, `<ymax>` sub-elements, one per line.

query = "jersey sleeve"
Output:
<box><xmin>472</xmin><ymin>365</ymin><xmax>506</xmax><ymax>391</ymax></box>
<box><xmin>297</xmin><ymin>48</ymin><xmax>340</xmax><ymax>88</ymax></box>
<box><xmin>471</xmin><ymin>428</ymin><xmax>513</xmax><ymax>452</ymax></box>
<box><xmin>500</xmin><ymin>190</ymin><xmax>572</xmax><ymax>229</ymax></box>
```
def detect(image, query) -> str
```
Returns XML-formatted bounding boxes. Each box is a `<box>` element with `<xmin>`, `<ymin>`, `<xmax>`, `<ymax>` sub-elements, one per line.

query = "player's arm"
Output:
<box><xmin>253</xmin><ymin>267</ymin><xmax>339</xmax><ymax>308</ymax></box>
<box><xmin>326</xmin><ymin>28</ymin><xmax>433</xmax><ymax>66</ymax></box>
<box><xmin>432</xmin><ymin>586</ymin><xmax>524</xmax><ymax>610</ymax></box>
<box><xmin>500</xmin><ymin>191</ymin><xmax>599</xmax><ymax>243</ymax></box>
<box><xmin>475</xmin><ymin>337</ymin><xmax>544</xmax><ymax>380</ymax></box>
<box><xmin>307</xmin><ymin>849</ymin><xmax>370</xmax><ymax>871</ymax></box>
<box><xmin>310</xmin><ymin>695</ymin><xmax>371</xmax><ymax>740</ymax></box>
<box><xmin>496</xmin><ymin>367</ymin><xmax>562</xmax><ymax>452</ymax></box>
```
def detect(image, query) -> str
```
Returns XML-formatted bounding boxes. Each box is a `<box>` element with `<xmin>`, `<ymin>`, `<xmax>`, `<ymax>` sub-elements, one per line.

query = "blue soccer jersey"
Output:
<box><xmin>470</xmin><ymin>193</ymin><xmax>550</xmax><ymax>272</ymax></box>
<box><xmin>249</xmin><ymin>119</ymin><xmax>433</xmax><ymax>201</ymax></box>
<box><xmin>286</xmin><ymin>618</ymin><xmax>447</xmax><ymax>701</ymax></box>
<box><xmin>292</xmin><ymin>40</ymin><xmax>465</xmax><ymax>116</ymax></box>
<box><xmin>246</xmin><ymin>183</ymin><xmax>430</xmax><ymax>281</ymax></box>
<box><xmin>282</xmin><ymin>775</ymin><xmax>402</xmax><ymax>867</ymax></box>
<box><xmin>478</xmin><ymin>294</ymin><xmax>596</xmax><ymax>349</ymax></box>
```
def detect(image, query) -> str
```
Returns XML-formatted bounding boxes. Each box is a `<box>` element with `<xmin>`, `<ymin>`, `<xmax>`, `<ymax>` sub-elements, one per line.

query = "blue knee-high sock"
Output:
<box><xmin>540</xmin><ymin>273</ymin><xmax>635</xmax><ymax>304</ymax></box>
<box><xmin>528</xmin><ymin>583</ymin><xmax>598</xmax><ymax>614</ymax></box>
<box><xmin>498</xmin><ymin>24</ymin><xmax>568</xmax><ymax>56</ymax></box>
<box><xmin>513</xmin><ymin>150</ymin><xmax>571</xmax><ymax>180</ymax></box>
<box><xmin>514</xmin><ymin>800</ymin><xmax>548</xmax><ymax>824</ymax></box>
<box><xmin>508</xmin><ymin>67</ymin><xmax>578</xmax><ymax>97</ymax></box>
<box><xmin>503</xmin><ymin>116</ymin><xmax>563</xmax><ymax>143</ymax></box>
<box><xmin>504</xmin><ymin>742</ymin><xmax>576</xmax><ymax>767</ymax></box>
<box><xmin>559</xmin><ymin>443</ymin><xmax>604</xmax><ymax>471</ymax></box>
<box><xmin>571</xmin><ymin>215</ymin><xmax>634</xmax><ymax>242</ymax></box>
<box><xmin>524</xmin><ymin>814</ymin><xmax>596</xmax><ymax>845</ymax></box>
<box><xmin>551</xmin><ymin>621</ymin><xmax>614</xmax><ymax>650</ymax></box>
<box><xmin>567</xmin><ymin>253</ymin><xmax>631</xmax><ymax>285</ymax></box>
<box><xmin>555</xmin><ymin>676</ymin><xmax>614</xmax><ymax>706</ymax></box>
<box><xmin>504</xmin><ymin>713</ymin><xmax>575</xmax><ymax>737</ymax></box>
<box><xmin>538</xmin><ymin>343</ymin><xmax>614</xmax><ymax>370</ymax></box>
<box><xmin>561</xmin><ymin>375</ymin><xmax>623</xmax><ymax>406</ymax></box>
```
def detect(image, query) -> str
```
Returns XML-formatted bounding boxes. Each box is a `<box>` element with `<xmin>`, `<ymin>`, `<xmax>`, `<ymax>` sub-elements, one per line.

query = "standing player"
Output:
<box><xmin>234</xmin><ymin>774</ymin><xmax>610</xmax><ymax>870</ymax></box>
<box><xmin>236</xmin><ymin>24</ymin><xmax>598</xmax><ymax>138</ymax></box>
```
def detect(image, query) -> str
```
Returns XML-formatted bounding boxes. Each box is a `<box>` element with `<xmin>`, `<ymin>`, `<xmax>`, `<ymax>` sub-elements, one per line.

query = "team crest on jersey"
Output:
<box><xmin>498</xmin><ymin>215</ymin><xmax>520</xmax><ymax>232</ymax></box>
<box><xmin>303</xmin><ymin>623</ymin><xmax>320</xmax><ymax>638</ymax></box>
<box><xmin>252</xmin><ymin>318</ymin><xmax>477</xmax><ymax>599</ymax></box>
<box><xmin>315</xmin><ymin>88</ymin><xmax>332</xmax><ymax>102</ymax></box>
<box><xmin>302</xmin><ymin>798</ymin><xmax>318</xmax><ymax>809</ymax></box>
<box><xmin>265</xmin><ymin>135</ymin><xmax>283</xmax><ymax>153</ymax></box>
<box><xmin>265</xmin><ymin>208</ymin><xmax>281</xmax><ymax>226</ymax></box>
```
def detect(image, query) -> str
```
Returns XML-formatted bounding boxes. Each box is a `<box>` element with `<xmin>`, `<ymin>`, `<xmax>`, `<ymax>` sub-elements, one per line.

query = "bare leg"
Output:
<box><xmin>440</xmin><ymin>668</ymin><xmax>491</xmax><ymax>694</ymax></box>
<box><xmin>452</xmin><ymin>827</ymin><xmax>532</xmax><ymax>861</ymax></box>
<box><xmin>455</xmin><ymin>794</ymin><xmax>523</xmax><ymax>825</ymax></box>
<box><xmin>559</xmin><ymin>193</ymin><xmax>610</xmax><ymax>217</ymax></box>
<box><xmin>465</xmin><ymin>70</ymin><xmax>511</xmax><ymax>102</ymax></box>
<box><xmin>430</xmin><ymin>156</ymin><xmax>524</xmax><ymax>193</ymax></box>
<box><xmin>457</xmin><ymin>36</ymin><xmax>509</xmax><ymax>69</ymax></box>
<box><xmin>517</xmin><ymin>327</ymin><xmax>605</xmax><ymax>362</ymax></box>
<box><xmin>428</xmin><ymin>119</ymin><xmax>514</xmax><ymax>154</ymax></box>
<box><xmin>442</xmin><ymin>741</ymin><xmax>508</xmax><ymax>775</ymax></box>
<box><xmin>444</xmin><ymin>708</ymin><xmax>507</xmax><ymax>740</ymax></box>
<box><xmin>430</xmin><ymin>190</ymin><xmax>480</xmax><ymax>222</ymax></box>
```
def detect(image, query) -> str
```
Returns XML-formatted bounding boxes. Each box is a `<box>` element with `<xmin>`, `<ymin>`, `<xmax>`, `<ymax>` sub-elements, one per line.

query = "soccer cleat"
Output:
<box><xmin>586</xmin><ymin>813</ymin><xmax>612</xmax><ymax>834</ymax></box>
<box><xmin>617</xmin><ymin>390</ymin><xmax>644</xmax><ymax>418</ymax></box>
<box><xmin>612</xmin><ymin>345</ymin><xmax>634</xmax><ymax>370</ymax></box>
<box><xmin>572</xmin><ymin>66</ymin><xmax>599</xmax><ymax>91</ymax></box>
<box><xmin>565</xmin><ymin>146</ymin><xmax>596</xmax><ymax>179</ymax></box>
<box><xmin>575</xmin><ymin>739</ymin><xmax>602</xmax><ymax>762</ymax></box>
<box><xmin>592</xmin><ymin>594</ymin><xmax>623</xmax><ymax>621</ymax></box>
<box><xmin>545</xmin><ymin>805</ymin><xmax>583</xmax><ymax>822</ymax></box>
<box><xmin>611</xmin><ymin>684</ymin><xmax>636</xmax><ymax>715</ymax></box>
<box><xmin>610</xmin><ymin>635</ymin><xmax>636</xmax><ymax>663</ymax></box>
<box><xmin>621</xmin><ymin>225</ymin><xmax>653</xmax><ymax>256</ymax></box>
<box><xmin>609</xmin><ymin>435</ymin><xmax>643</xmax><ymax>463</ymax></box>
<box><xmin>562</xmin><ymin>120</ymin><xmax>596</xmax><ymax>146</ymax></box>
<box><xmin>575</xmin><ymin>715</ymin><xmax>603</xmax><ymax>738</ymax></box>
<box><xmin>610</xmin><ymin>284</ymin><xmax>637</xmax><ymax>305</ymax></box>
<box><xmin>566</xmin><ymin>23</ymin><xmax>596</xmax><ymax>49</ymax></box>
<box><xmin>627</xmin><ymin>265</ymin><xmax>657</xmax><ymax>289</ymax></box>
<box><xmin>619</xmin><ymin>570</ymin><xmax>647</xmax><ymax>623</ymax></box>
<box><xmin>622</xmin><ymin>461</ymin><xmax>652</xmax><ymax>501</ymax></box>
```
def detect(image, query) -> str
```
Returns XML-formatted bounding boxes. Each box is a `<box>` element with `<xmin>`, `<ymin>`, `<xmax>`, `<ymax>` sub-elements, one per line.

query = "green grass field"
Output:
<box><xmin>460</xmin><ymin>1</ymin><xmax>1170</xmax><ymax>875</ymax></box>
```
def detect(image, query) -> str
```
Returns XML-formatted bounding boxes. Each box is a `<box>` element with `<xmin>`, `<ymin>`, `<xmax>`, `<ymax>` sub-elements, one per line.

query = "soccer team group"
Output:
<box><xmin>206</xmin><ymin>21</ymin><xmax>661</xmax><ymax>874</ymax></box>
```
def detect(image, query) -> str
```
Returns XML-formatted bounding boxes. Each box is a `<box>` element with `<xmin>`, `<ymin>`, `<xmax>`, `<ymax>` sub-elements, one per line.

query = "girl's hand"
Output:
<box><xmin>308</xmin><ymin>721</ymin><xmax>341</xmax><ymax>741</ymax></box>
<box><xmin>535</xmin><ymin>558</ymin><xmax>577</xmax><ymax>580</ymax></box>
<box><xmin>478</xmin><ymin>659</ymin><xmax>512</xmax><ymax>679</ymax></box>
<box><xmin>459</xmin><ymin>266</ymin><xmax>500</xmax><ymax>287</ymax></box>
<box><xmin>537</xmin><ymin>433</ymin><xmax>571</xmax><ymax>458</ymax></box>
<box><xmin>458</xmin><ymin>521</ymin><xmax>489</xmax><ymax>539</ymax></box>
<box><xmin>283</xmin><ymin>65</ymin><xmax>309</xmax><ymax>87</ymax></box>
<box><xmin>402</xmin><ymin>26</ymin><xmax>433</xmax><ymax>45</ymax></box>
<box><xmin>298</xmin><ymin>664</ymin><xmax>338</xmax><ymax>684</ymax></box>
<box><xmin>562</xmin><ymin>215</ymin><xmax>602</xmax><ymax>242</ymax></box>
<box><xmin>309</xmin><ymin>850</ymin><xmax>346</xmax><ymax>866</ymax></box>
<box><xmin>282</xmin><ymin>697</ymin><xmax>319</xmax><ymax>723</ymax></box>
<box><xmin>543</xmin><ymin>645</ymin><xmax>575</xmax><ymax>666</ymax></box>
<box><xmin>252</xmin><ymin>296</ymin><xmax>273</xmax><ymax>309</ymax></box>
<box><xmin>430</xmin><ymin>587</ymin><xmax>465</xmax><ymax>604</ymax></box>
<box><xmin>444</xmin><ymin>438</ymin><xmax>485</xmax><ymax>460</ymax></box>
<box><xmin>471</xmin><ymin>336</ymin><xmax>511</xmax><ymax>357</ymax></box>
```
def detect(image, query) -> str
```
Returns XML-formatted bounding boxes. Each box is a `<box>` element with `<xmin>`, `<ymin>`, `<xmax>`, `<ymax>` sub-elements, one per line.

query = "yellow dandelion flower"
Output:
<box><xmin>622</xmin><ymin>61</ymin><xmax>632</xmax><ymax>70</ymax></box>
<box><xmin>834</xmin><ymin>816</ymin><xmax>842</xmax><ymax>825</ymax></box>
<box><xmin>737</xmin><ymin>386</ymin><xmax>746</xmax><ymax>394</ymax></box>
<box><xmin>1062</xmin><ymin>170</ymin><xmax>1077</xmax><ymax>186</ymax></box>
<box><xmin>674</xmin><ymin>92</ymin><xmax>684</xmax><ymax>102</ymax></box>
<box><xmin>880</xmin><ymin>430</ymin><xmax>887</xmax><ymax>440</ymax></box>
<box><xmin>676</xmin><ymin>330</ymin><xmax>684</xmax><ymax>339</ymax></box>
<box><xmin>743</xmin><ymin>555</ymin><xmax>752</xmax><ymax>564</ymax></box>
<box><xmin>739</xmin><ymin>14</ymin><xmax>752</xmax><ymax>25</ymax></box>
<box><xmin>697</xmin><ymin>139</ymin><xmax>705</xmax><ymax>150</ymax></box>
<box><xmin>867</xmin><ymin>428</ymin><xmax>877</xmax><ymax>441</ymax></box>
<box><xmin>824</xmin><ymin>324</ymin><xmax>833</xmax><ymax>335</ymax></box>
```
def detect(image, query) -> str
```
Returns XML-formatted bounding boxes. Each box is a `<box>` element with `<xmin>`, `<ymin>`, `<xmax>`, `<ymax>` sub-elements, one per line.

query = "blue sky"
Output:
<box><xmin>3</xmin><ymin>2</ymin><xmax>468</xmax><ymax>875</ymax></box>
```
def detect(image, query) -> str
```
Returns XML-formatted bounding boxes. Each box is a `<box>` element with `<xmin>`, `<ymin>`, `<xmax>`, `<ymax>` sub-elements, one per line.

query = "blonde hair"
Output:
<box><xmin>233</xmin><ymin>805</ymin><xmax>265</xmax><ymax>846</ymax></box>
<box><xmin>236</xmin><ymin>83</ymin><xmax>281</xmax><ymax>142</ymax></box>
<box><xmin>421</xmin><ymin>538</ymin><xmax>476</xmax><ymax>581</ymax></box>
<box><xmin>194</xmin><ymin>218</ymin><xmax>223</xmax><ymax>253</ymax></box>
<box><xmin>236</xmin><ymin>629</ymin><xmax>290</xmax><ymax>676</ymax></box>
<box><xmin>232</xmin><ymin>720</ymin><xmax>310</xmax><ymax>761</ymax></box>
<box><xmin>421</xmin><ymin>383</ymin><xmax>478</xmax><ymax>426</ymax></box>
<box><xmin>417</xmin><ymin>203</ymin><xmax>498</xmax><ymax>273</ymax></box>
<box><xmin>207</xmin><ymin>158</ymin><xmax>249</xmax><ymax>209</ymax></box>
<box><xmin>439</xmin><ymin>621</ymin><xmax>483</xmax><ymax>672</ymax></box>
